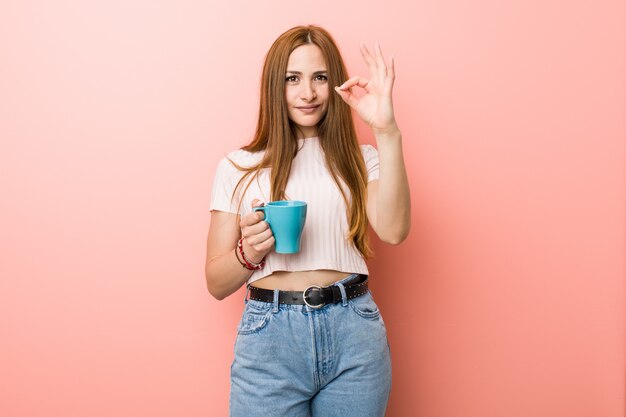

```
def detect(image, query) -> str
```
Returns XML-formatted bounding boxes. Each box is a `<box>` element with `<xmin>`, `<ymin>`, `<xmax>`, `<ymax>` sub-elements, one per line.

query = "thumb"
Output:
<box><xmin>251</xmin><ymin>199</ymin><xmax>265</xmax><ymax>220</ymax></box>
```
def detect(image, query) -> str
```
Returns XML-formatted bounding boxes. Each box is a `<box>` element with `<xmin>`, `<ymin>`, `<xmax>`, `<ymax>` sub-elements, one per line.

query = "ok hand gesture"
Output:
<box><xmin>334</xmin><ymin>43</ymin><xmax>398</xmax><ymax>135</ymax></box>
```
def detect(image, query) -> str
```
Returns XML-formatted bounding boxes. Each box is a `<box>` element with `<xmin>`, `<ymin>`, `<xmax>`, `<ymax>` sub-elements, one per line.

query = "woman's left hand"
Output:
<box><xmin>334</xmin><ymin>43</ymin><xmax>398</xmax><ymax>135</ymax></box>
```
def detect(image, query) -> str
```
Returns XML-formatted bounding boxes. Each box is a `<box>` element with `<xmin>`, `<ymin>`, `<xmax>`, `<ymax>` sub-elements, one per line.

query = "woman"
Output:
<box><xmin>205</xmin><ymin>25</ymin><xmax>410</xmax><ymax>417</ymax></box>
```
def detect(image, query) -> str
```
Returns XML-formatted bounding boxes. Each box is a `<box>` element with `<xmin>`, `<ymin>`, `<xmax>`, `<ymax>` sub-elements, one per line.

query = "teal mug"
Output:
<box><xmin>253</xmin><ymin>200</ymin><xmax>307</xmax><ymax>254</ymax></box>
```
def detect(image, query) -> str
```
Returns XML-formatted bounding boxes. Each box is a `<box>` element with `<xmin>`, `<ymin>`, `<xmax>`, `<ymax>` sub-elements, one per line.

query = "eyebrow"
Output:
<box><xmin>286</xmin><ymin>70</ymin><xmax>328</xmax><ymax>75</ymax></box>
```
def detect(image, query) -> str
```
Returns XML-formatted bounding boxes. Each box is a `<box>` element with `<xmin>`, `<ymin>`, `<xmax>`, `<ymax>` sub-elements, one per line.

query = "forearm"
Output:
<box><xmin>374</xmin><ymin>127</ymin><xmax>411</xmax><ymax>243</ymax></box>
<box><xmin>205</xmin><ymin>247</ymin><xmax>255</xmax><ymax>300</ymax></box>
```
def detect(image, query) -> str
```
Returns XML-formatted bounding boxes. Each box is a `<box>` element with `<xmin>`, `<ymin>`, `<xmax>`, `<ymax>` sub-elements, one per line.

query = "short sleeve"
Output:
<box><xmin>209</xmin><ymin>157</ymin><xmax>243</xmax><ymax>214</ymax></box>
<box><xmin>360</xmin><ymin>144</ymin><xmax>380</xmax><ymax>182</ymax></box>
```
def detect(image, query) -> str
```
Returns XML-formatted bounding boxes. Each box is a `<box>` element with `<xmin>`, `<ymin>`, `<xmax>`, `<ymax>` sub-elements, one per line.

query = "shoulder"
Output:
<box><xmin>218</xmin><ymin>148</ymin><xmax>264</xmax><ymax>171</ymax></box>
<box><xmin>227</xmin><ymin>148</ymin><xmax>263</xmax><ymax>163</ymax></box>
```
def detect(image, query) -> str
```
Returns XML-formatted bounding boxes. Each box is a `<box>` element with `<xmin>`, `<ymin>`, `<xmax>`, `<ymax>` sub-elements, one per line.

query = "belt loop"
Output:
<box><xmin>336</xmin><ymin>282</ymin><xmax>348</xmax><ymax>306</ymax></box>
<box><xmin>272</xmin><ymin>289</ymin><xmax>280</xmax><ymax>313</ymax></box>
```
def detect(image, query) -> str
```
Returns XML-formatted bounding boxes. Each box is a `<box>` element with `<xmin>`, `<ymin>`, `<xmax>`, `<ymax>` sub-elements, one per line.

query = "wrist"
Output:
<box><xmin>237</xmin><ymin>238</ymin><xmax>266</xmax><ymax>270</ymax></box>
<box><xmin>373</xmin><ymin>124</ymin><xmax>401</xmax><ymax>139</ymax></box>
<box><xmin>241</xmin><ymin>239</ymin><xmax>266</xmax><ymax>263</ymax></box>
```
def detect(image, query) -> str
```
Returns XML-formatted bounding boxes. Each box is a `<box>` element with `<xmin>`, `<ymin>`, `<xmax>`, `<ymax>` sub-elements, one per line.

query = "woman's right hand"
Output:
<box><xmin>239</xmin><ymin>199</ymin><xmax>275</xmax><ymax>263</ymax></box>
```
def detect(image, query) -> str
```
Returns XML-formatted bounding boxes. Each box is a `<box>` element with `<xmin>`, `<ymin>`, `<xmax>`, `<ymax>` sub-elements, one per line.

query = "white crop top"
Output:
<box><xmin>210</xmin><ymin>136</ymin><xmax>380</xmax><ymax>285</ymax></box>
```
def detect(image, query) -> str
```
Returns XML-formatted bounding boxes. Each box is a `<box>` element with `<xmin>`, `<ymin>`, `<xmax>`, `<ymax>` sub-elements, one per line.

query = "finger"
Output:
<box><xmin>241</xmin><ymin>217</ymin><xmax>270</xmax><ymax>236</ymax></box>
<box><xmin>251</xmin><ymin>199</ymin><xmax>266</xmax><ymax>221</ymax></box>
<box><xmin>359</xmin><ymin>44</ymin><xmax>378</xmax><ymax>77</ymax></box>
<box><xmin>338</xmin><ymin>76</ymin><xmax>370</xmax><ymax>91</ymax></box>
<box><xmin>244</xmin><ymin>230</ymin><xmax>275</xmax><ymax>254</ymax></box>
<box><xmin>254</xmin><ymin>235</ymin><xmax>275</xmax><ymax>253</ymax></box>
<box><xmin>388</xmin><ymin>55</ymin><xmax>395</xmax><ymax>80</ymax></box>
<box><xmin>249</xmin><ymin>219</ymin><xmax>271</xmax><ymax>237</ymax></box>
<box><xmin>361</xmin><ymin>44</ymin><xmax>381</xmax><ymax>76</ymax></box>
<box><xmin>245</xmin><ymin>227</ymin><xmax>274</xmax><ymax>247</ymax></box>
<box><xmin>240</xmin><ymin>211</ymin><xmax>263</xmax><ymax>228</ymax></box>
<box><xmin>385</xmin><ymin>55</ymin><xmax>395</xmax><ymax>91</ymax></box>
<box><xmin>239</xmin><ymin>211</ymin><xmax>264</xmax><ymax>228</ymax></box>
<box><xmin>334</xmin><ymin>86</ymin><xmax>359</xmax><ymax>109</ymax></box>
<box><xmin>375</xmin><ymin>43</ymin><xmax>387</xmax><ymax>79</ymax></box>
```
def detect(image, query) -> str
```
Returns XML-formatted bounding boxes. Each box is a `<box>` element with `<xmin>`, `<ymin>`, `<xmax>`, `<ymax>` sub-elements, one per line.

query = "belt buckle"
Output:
<box><xmin>303</xmin><ymin>285</ymin><xmax>324</xmax><ymax>309</ymax></box>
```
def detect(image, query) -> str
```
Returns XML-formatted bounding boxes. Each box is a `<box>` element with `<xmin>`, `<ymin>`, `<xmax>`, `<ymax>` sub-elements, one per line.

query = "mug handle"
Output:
<box><xmin>252</xmin><ymin>205</ymin><xmax>268</xmax><ymax>223</ymax></box>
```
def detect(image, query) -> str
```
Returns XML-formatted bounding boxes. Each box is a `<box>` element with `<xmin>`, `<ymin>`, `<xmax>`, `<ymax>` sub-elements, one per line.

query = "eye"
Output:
<box><xmin>315</xmin><ymin>74</ymin><xmax>328</xmax><ymax>81</ymax></box>
<box><xmin>285</xmin><ymin>75</ymin><xmax>299</xmax><ymax>83</ymax></box>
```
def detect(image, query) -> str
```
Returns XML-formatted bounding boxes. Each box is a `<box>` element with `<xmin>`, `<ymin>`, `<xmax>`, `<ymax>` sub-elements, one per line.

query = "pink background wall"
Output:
<box><xmin>1</xmin><ymin>0</ymin><xmax>624</xmax><ymax>416</ymax></box>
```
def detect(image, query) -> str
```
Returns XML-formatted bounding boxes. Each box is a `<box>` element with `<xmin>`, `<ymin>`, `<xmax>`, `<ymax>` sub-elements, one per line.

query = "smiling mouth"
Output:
<box><xmin>296</xmin><ymin>105</ymin><xmax>321</xmax><ymax>114</ymax></box>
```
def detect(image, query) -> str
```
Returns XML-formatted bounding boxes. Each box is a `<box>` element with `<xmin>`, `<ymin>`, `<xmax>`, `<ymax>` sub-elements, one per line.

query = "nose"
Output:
<box><xmin>299</xmin><ymin>80</ymin><xmax>316</xmax><ymax>101</ymax></box>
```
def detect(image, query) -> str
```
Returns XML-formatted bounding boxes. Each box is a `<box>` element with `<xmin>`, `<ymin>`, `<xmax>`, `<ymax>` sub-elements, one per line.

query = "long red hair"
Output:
<box><xmin>232</xmin><ymin>25</ymin><xmax>372</xmax><ymax>258</ymax></box>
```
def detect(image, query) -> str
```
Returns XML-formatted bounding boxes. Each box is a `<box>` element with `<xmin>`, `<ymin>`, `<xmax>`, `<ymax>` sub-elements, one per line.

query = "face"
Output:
<box><xmin>284</xmin><ymin>44</ymin><xmax>329</xmax><ymax>139</ymax></box>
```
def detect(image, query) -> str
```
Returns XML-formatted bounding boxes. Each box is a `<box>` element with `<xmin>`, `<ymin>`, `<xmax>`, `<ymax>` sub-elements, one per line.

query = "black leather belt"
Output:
<box><xmin>247</xmin><ymin>274</ymin><xmax>369</xmax><ymax>309</ymax></box>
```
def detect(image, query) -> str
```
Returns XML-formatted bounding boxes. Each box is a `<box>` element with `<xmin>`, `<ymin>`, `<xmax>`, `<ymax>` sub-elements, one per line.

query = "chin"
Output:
<box><xmin>292</xmin><ymin>119</ymin><xmax>321</xmax><ymax>130</ymax></box>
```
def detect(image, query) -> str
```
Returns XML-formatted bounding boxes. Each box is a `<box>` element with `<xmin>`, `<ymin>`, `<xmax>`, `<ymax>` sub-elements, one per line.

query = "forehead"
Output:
<box><xmin>287</xmin><ymin>44</ymin><xmax>327</xmax><ymax>70</ymax></box>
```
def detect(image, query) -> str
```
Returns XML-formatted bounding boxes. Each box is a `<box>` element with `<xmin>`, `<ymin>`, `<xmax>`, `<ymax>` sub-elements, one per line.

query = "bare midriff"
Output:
<box><xmin>250</xmin><ymin>270</ymin><xmax>352</xmax><ymax>291</ymax></box>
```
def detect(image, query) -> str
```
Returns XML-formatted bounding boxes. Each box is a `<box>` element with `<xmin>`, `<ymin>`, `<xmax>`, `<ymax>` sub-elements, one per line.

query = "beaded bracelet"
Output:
<box><xmin>234</xmin><ymin>246</ymin><xmax>248</xmax><ymax>268</ymax></box>
<box><xmin>237</xmin><ymin>238</ymin><xmax>265</xmax><ymax>270</ymax></box>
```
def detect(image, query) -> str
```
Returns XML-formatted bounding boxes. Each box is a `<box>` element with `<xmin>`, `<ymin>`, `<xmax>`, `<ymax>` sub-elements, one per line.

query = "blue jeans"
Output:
<box><xmin>230</xmin><ymin>274</ymin><xmax>392</xmax><ymax>417</ymax></box>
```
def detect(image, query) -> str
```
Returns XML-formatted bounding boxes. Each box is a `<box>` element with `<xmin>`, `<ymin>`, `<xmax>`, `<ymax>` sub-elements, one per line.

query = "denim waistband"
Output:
<box><xmin>244</xmin><ymin>273</ymin><xmax>368</xmax><ymax>311</ymax></box>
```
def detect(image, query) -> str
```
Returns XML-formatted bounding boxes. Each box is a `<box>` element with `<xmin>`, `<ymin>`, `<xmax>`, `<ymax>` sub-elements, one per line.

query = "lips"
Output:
<box><xmin>296</xmin><ymin>105</ymin><xmax>320</xmax><ymax>114</ymax></box>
